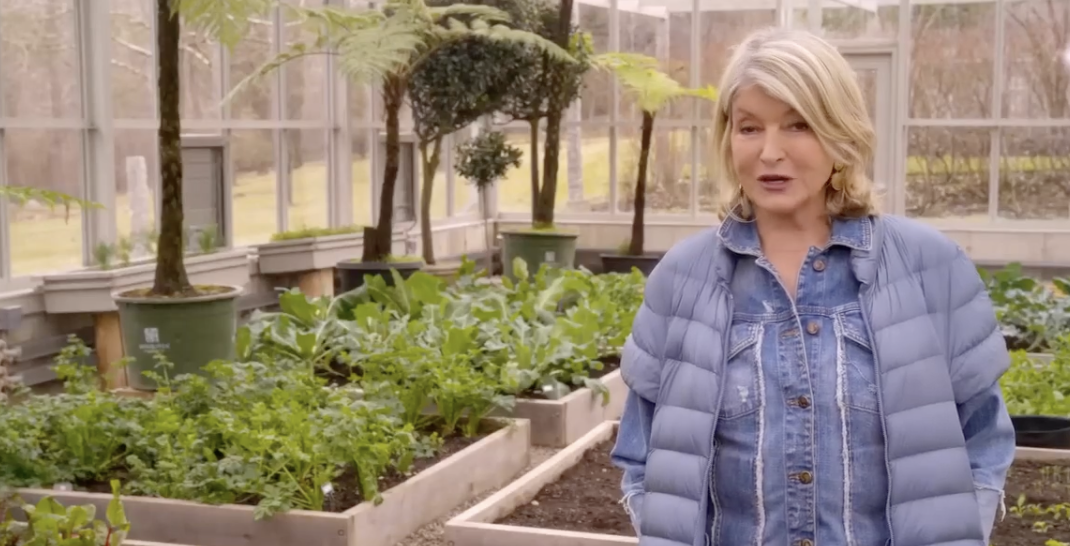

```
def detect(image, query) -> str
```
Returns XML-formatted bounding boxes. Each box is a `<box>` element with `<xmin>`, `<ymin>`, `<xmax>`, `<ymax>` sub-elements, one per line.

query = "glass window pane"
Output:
<box><xmin>0</xmin><ymin>0</ymin><xmax>82</xmax><ymax>119</ymax></box>
<box><xmin>909</xmin><ymin>2</ymin><xmax>995</xmax><ymax>119</ymax></box>
<box><xmin>1002</xmin><ymin>0</ymin><xmax>1070</xmax><ymax>118</ymax></box>
<box><xmin>115</xmin><ymin>129</ymin><xmax>160</xmax><ymax>257</ymax></box>
<box><xmin>7</xmin><ymin>129</ymin><xmax>84</xmax><ymax>276</ymax></box>
<box><xmin>286</xmin><ymin>129</ymin><xmax>328</xmax><ymax>230</ymax></box>
<box><xmin>998</xmin><ymin>128</ymin><xmax>1070</xmax><ymax>223</ymax></box>
<box><xmin>697</xmin><ymin>8</ymin><xmax>777</xmax><ymax>118</ymax></box>
<box><xmin>906</xmin><ymin>127</ymin><xmax>991</xmax><ymax>221</ymax></box>
<box><xmin>352</xmin><ymin>129</ymin><xmax>373</xmax><ymax>227</ymax></box>
<box><xmin>111</xmin><ymin>0</ymin><xmax>157</xmax><ymax>119</ymax></box>
<box><xmin>283</xmin><ymin>0</ymin><xmax>328</xmax><ymax>122</ymax></box>
<box><xmin>226</xmin><ymin>15</ymin><xmax>274</xmax><ymax>120</ymax></box>
<box><xmin>231</xmin><ymin>129</ymin><xmax>279</xmax><ymax>245</ymax></box>
<box><xmin>180</xmin><ymin>29</ymin><xmax>222</xmax><ymax>119</ymax></box>
<box><xmin>822</xmin><ymin>5</ymin><xmax>899</xmax><ymax>40</ymax></box>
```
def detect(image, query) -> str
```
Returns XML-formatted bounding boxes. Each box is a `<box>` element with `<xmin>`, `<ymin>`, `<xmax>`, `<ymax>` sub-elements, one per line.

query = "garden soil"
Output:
<box><xmin>488</xmin><ymin>441</ymin><xmax>1070</xmax><ymax>545</ymax></box>
<box><xmin>992</xmin><ymin>459</ymin><xmax>1070</xmax><ymax>545</ymax></box>
<box><xmin>497</xmin><ymin>432</ymin><xmax>635</xmax><ymax>536</ymax></box>
<box><xmin>325</xmin><ymin>424</ymin><xmax>491</xmax><ymax>512</ymax></box>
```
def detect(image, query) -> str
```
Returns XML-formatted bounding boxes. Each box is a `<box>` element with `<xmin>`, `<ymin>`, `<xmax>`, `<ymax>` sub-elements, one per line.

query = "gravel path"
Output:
<box><xmin>395</xmin><ymin>446</ymin><xmax>560</xmax><ymax>546</ymax></box>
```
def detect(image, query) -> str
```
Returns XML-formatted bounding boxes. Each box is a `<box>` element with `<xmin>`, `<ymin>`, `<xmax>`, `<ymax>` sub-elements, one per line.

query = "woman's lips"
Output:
<box><xmin>757</xmin><ymin>175</ymin><xmax>792</xmax><ymax>192</ymax></box>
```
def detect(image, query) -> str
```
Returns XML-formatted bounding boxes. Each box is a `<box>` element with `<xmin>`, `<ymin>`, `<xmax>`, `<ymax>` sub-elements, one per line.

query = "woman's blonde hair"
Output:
<box><xmin>712</xmin><ymin>27</ymin><xmax>879</xmax><ymax>220</ymax></box>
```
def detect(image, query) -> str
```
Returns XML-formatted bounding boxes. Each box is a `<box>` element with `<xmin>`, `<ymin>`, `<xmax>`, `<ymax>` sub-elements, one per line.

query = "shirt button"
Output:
<box><xmin>798</xmin><ymin>471</ymin><xmax>813</xmax><ymax>484</ymax></box>
<box><xmin>813</xmin><ymin>259</ymin><xmax>826</xmax><ymax>271</ymax></box>
<box><xmin>806</xmin><ymin>321</ymin><xmax>820</xmax><ymax>335</ymax></box>
<box><xmin>797</xmin><ymin>395</ymin><xmax>811</xmax><ymax>408</ymax></box>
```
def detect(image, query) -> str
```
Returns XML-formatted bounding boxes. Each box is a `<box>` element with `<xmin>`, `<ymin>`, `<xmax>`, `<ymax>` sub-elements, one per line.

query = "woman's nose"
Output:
<box><xmin>759</xmin><ymin>130</ymin><xmax>786</xmax><ymax>164</ymax></box>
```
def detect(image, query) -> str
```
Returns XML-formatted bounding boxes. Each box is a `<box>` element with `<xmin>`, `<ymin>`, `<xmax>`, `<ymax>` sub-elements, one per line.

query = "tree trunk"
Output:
<box><xmin>528</xmin><ymin>121</ymin><xmax>540</xmax><ymax>215</ymax></box>
<box><xmin>151</xmin><ymin>0</ymin><xmax>192</xmax><ymax>296</ymax></box>
<box><xmin>480</xmin><ymin>186</ymin><xmax>493</xmax><ymax>274</ymax></box>
<box><xmin>628</xmin><ymin>111</ymin><xmax>655</xmax><ymax>257</ymax></box>
<box><xmin>363</xmin><ymin>74</ymin><xmax>406</xmax><ymax>262</ymax></box>
<box><xmin>535</xmin><ymin>0</ymin><xmax>574</xmax><ymax>228</ymax></box>
<box><xmin>537</xmin><ymin>107</ymin><xmax>562</xmax><ymax>227</ymax></box>
<box><xmin>418</xmin><ymin>139</ymin><xmax>442</xmax><ymax>265</ymax></box>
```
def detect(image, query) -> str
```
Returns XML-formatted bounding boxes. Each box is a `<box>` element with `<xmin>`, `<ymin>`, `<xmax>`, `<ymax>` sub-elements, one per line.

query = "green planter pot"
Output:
<box><xmin>500</xmin><ymin>230</ymin><xmax>578</xmax><ymax>279</ymax></box>
<box><xmin>113</xmin><ymin>285</ymin><xmax>243</xmax><ymax>390</ymax></box>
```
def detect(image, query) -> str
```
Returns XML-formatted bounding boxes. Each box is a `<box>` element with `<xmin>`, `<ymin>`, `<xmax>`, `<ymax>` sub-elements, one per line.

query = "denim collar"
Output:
<box><xmin>717</xmin><ymin>213</ymin><xmax>874</xmax><ymax>258</ymax></box>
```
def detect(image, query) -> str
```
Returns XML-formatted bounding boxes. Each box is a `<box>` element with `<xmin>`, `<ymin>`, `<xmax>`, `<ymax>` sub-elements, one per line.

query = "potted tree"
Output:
<box><xmin>408</xmin><ymin>6</ymin><xmax>560</xmax><ymax>276</ymax></box>
<box><xmin>454</xmin><ymin>129</ymin><xmax>523</xmax><ymax>274</ymax></box>
<box><xmin>230</xmin><ymin>0</ymin><xmax>572</xmax><ymax>289</ymax></box>
<box><xmin>496</xmin><ymin>7</ymin><xmax>592</xmax><ymax>279</ymax></box>
<box><xmin>593</xmin><ymin>53</ymin><xmax>718</xmax><ymax>275</ymax></box>
<box><xmin>111</xmin><ymin>0</ymin><xmax>276</xmax><ymax>391</ymax></box>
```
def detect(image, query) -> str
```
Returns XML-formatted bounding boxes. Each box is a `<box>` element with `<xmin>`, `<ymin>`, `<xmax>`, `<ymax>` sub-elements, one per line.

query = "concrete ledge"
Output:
<box><xmin>496</xmin><ymin>370</ymin><xmax>627</xmax><ymax>447</ymax></box>
<box><xmin>19</xmin><ymin>418</ymin><xmax>531</xmax><ymax>546</ymax></box>
<box><xmin>445</xmin><ymin>421</ymin><xmax>636</xmax><ymax>546</ymax></box>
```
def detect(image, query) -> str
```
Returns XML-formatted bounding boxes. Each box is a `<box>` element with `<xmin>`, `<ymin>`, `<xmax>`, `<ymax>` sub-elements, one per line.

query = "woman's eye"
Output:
<box><xmin>790</xmin><ymin>122</ymin><xmax>810</xmax><ymax>131</ymax></box>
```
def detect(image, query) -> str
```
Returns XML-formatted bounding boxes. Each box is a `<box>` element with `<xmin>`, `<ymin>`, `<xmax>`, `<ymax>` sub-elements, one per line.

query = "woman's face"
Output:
<box><xmin>730</xmin><ymin>85</ymin><xmax>836</xmax><ymax>218</ymax></box>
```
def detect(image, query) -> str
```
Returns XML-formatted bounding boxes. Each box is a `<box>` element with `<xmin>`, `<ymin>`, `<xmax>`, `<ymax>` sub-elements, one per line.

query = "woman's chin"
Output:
<box><xmin>751</xmin><ymin>194</ymin><xmax>806</xmax><ymax>216</ymax></box>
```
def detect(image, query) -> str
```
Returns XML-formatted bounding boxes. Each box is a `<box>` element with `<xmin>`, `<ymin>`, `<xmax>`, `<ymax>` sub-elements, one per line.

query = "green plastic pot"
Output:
<box><xmin>500</xmin><ymin>230</ymin><xmax>578</xmax><ymax>280</ymax></box>
<box><xmin>113</xmin><ymin>285</ymin><xmax>243</xmax><ymax>390</ymax></box>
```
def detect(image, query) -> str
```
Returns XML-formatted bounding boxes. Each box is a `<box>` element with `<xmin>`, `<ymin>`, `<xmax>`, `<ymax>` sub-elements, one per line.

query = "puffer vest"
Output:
<box><xmin>621</xmin><ymin>215</ymin><xmax>1009</xmax><ymax>546</ymax></box>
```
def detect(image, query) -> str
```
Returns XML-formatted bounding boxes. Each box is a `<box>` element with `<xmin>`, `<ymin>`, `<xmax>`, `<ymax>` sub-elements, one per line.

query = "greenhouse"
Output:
<box><xmin>0</xmin><ymin>0</ymin><xmax>1069</xmax><ymax>544</ymax></box>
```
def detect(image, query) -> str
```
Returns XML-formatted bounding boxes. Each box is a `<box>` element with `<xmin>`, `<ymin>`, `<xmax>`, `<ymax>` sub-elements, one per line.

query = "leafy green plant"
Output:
<box><xmin>1002</xmin><ymin>338</ymin><xmax>1070</xmax><ymax>416</ymax></box>
<box><xmin>0</xmin><ymin>480</ymin><xmax>130</xmax><ymax>546</ymax></box>
<box><xmin>980</xmin><ymin>263</ymin><xmax>1070</xmax><ymax>352</ymax></box>
<box><xmin>269</xmin><ymin>225</ymin><xmax>365</xmax><ymax>242</ymax></box>
<box><xmin>0</xmin><ymin>261</ymin><xmax>642</xmax><ymax>522</ymax></box>
<box><xmin>243</xmin><ymin>259</ymin><xmax>644</xmax><ymax>405</ymax></box>
<box><xmin>0</xmin><ymin>339</ymin><xmax>25</xmax><ymax>404</ymax></box>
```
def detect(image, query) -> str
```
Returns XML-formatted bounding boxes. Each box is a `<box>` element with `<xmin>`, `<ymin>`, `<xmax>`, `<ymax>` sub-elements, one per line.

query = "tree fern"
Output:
<box><xmin>0</xmin><ymin>186</ymin><xmax>101</xmax><ymax>222</ymax></box>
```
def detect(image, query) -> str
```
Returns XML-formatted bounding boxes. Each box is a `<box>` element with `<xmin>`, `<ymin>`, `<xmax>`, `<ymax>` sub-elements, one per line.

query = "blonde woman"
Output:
<box><xmin>610</xmin><ymin>27</ymin><xmax>1015</xmax><ymax>546</ymax></box>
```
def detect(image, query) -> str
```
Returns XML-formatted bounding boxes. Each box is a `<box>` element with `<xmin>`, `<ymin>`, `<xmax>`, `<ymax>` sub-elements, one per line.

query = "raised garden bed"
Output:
<box><xmin>497</xmin><ymin>359</ymin><xmax>628</xmax><ymax>448</ymax></box>
<box><xmin>447</xmin><ymin>426</ymin><xmax>1070</xmax><ymax>546</ymax></box>
<box><xmin>19</xmin><ymin>418</ymin><xmax>531</xmax><ymax>546</ymax></box>
<box><xmin>445</xmin><ymin>421</ymin><xmax>635</xmax><ymax>546</ymax></box>
<box><xmin>996</xmin><ymin>447</ymin><xmax>1070</xmax><ymax>545</ymax></box>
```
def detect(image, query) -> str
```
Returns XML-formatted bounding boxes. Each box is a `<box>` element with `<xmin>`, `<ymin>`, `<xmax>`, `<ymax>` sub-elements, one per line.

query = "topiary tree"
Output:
<box><xmin>231</xmin><ymin>0</ymin><xmax>573</xmax><ymax>264</ymax></box>
<box><xmin>494</xmin><ymin>1</ymin><xmax>592</xmax><ymax>229</ymax></box>
<box><xmin>408</xmin><ymin>0</ymin><xmax>553</xmax><ymax>265</ymax></box>
<box><xmin>454</xmin><ymin>130</ymin><xmax>523</xmax><ymax>272</ymax></box>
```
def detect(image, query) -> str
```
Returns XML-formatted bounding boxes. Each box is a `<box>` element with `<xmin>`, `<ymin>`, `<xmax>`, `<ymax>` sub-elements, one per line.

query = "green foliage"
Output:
<box><xmin>174</xmin><ymin>0</ymin><xmax>276</xmax><ymax>50</ymax></box>
<box><xmin>0</xmin><ymin>263</ymin><xmax>641</xmax><ymax>521</ymax></box>
<box><xmin>1002</xmin><ymin>343</ymin><xmax>1070</xmax><ymax>417</ymax></box>
<box><xmin>0</xmin><ymin>186</ymin><xmax>102</xmax><ymax>223</ymax></box>
<box><xmin>591</xmin><ymin>52</ymin><xmax>719</xmax><ymax>114</ymax></box>
<box><xmin>224</xmin><ymin>0</ymin><xmax>574</xmax><ymax>103</ymax></box>
<box><xmin>242</xmin><ymin>260</ymin><xmax>644</xmax><ymax>403</ymax></box>
<box><xmin>0</xmin><ymin>480</ymin><xmax>130</xmax><ymax>546</ymax></box>
<box><xmin>496</xmin><ymin>2</ymin><xmax>592</xmax><ymax>123</ymax></box>
<box><xmin>454</xmin><ymin>131</ymin><xmax>523</xmax><ymax>189</ymax></box>
<box><xmin>269</xmin><ymin>225</ymin><xmax>365</xmax><ymax>242</ymax></box>
<box><xmin>980</xmin><ymin>262</ymin><xmax>1070</xmax><ymax>352</ymax></box>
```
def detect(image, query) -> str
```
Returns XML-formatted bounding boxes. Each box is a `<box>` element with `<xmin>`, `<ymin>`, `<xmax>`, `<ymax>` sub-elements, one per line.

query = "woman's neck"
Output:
<box><xmin>754</xmin><ymin>207</ymin><xmax>831</xmax><ymax>252</ymax></box>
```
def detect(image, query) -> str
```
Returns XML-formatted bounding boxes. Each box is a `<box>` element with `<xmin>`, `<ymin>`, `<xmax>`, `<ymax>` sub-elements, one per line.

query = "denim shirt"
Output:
<box><xmin>612</xmin><ymin>216</ymin><xmax>1013</xmax><ymax>545</ymax></box>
